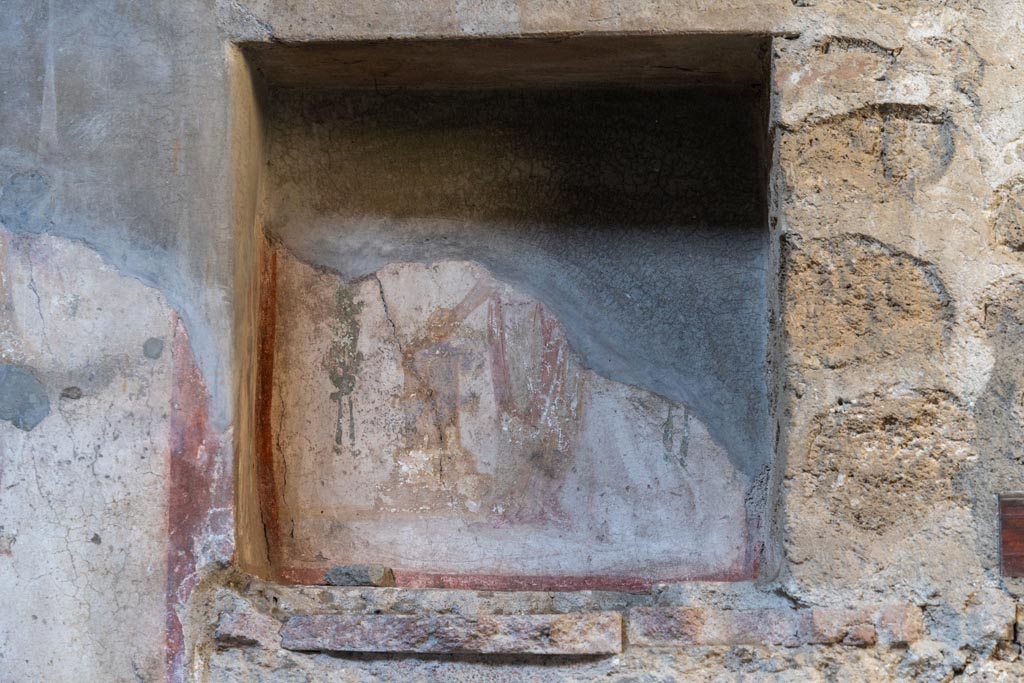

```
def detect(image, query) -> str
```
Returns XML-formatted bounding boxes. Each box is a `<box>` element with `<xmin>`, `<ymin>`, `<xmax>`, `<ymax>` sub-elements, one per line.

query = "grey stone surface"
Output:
<box><xmin>325</xmin><ymin>566</ymin><xmax>396</xmax><ymax>587</ymax></box>
<box><xmin>216</xmin><ymin>609</ymin><xmax>283</xmax><ymax>650</ymax></box>
<box><xmin>280</xmin><ymin>612</ymin><xmax>623</xmax><ymax>655</ymax></box>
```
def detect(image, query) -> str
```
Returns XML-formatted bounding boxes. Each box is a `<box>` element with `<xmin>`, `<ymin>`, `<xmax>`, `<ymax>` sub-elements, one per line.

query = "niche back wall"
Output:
<box><xmin>243</xmin><ymin>37</ymin><xmax>772</xmax><ymax>588</ymax></box>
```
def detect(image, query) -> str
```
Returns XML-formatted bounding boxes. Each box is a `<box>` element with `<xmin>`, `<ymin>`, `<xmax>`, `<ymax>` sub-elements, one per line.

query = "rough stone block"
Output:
<box><xmin>843</xmin><ymin>623</ymin><xmax>879</xmax><ymax>647</ymax></box>
<box><xmin>778</xmin><ymin>104</ymin><xmax>954</xmax><ymax>224</ymax></box>
<box><xmin>783</xmin><ymin>234</ymin><xmax>949</xmax><ymax>372</ymax></box>
<box><xmin>992</xmin><ymin>179</ymin><xmax>1024</xmax><ymax>250</ymax></box>
<box><xmin>280</xmin><ymin>612</ymin><xmax>622</xmax><ymax>655</ymax></box>
<box><xmin>628</xmin><ymin>605</ymin><xmax>920</xmax><ymax>649</ymax></box>
<box><xmin>324</xmin><ymin>565</ymin><xmax>396</xmax><ymax>587</ymax></box>
<box><xmin>803</xmin><ymin>607</ymin><xmax>874</xmax><ymax>645</ymax></box>
<box><xmin>215</xmin><ymin>609</ymin><xmax>283</xmax><ymax>650</ymax></box>
<box><xmin>876</xmin><ymin>604</ymin><xmax>924</xmax><ymax>646</ymax></box>
<box><xmin>786</xmin><ymin>389</ymin><xmax>974</xmax><ymax>589</ymax></box>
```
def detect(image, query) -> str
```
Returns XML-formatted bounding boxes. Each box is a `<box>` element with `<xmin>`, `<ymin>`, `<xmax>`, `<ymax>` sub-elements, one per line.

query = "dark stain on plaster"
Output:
<box><xmin>0</xmin><ymin>171</ymin><xmax>52</xmax><ymax>235</ymax></box>
<box><xmin>60</xmin><ymin>386</ymin><xmax>82</xmax><ymax>399</ymax></box>
<box><xmin>0</xmin><ymin>363</ymin><xmax>50</xmax><ymax>431</ymax></box>
<box><xmin>144</xmin><ymin>337</ymin><xmax>165</xmax><ymax>360</ymax></box>
<box><xmin>662</xmin><ymin>404</ymin><xmax>690</xmax><ymax>469</ymax></box>
<box><xmin>817</xmin><ymin>36</ymin><xmax>902</xmax><ymax>60</ymax></box>
<box><xmin>0</xmin><ymin>526</ymin><xmax>13</xmax><ymax>556</ymax></box>
<box><xmin>324</xmin><ymin>285</ymin><xmax>364</xmax><ymax>451</ymax></box>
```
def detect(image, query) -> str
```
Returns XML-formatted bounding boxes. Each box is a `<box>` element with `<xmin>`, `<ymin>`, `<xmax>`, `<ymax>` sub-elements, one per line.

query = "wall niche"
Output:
<box><xmin>235</xmin><ymin>35</ymin><xmax>773</xmax><ymax>591</ymax></box>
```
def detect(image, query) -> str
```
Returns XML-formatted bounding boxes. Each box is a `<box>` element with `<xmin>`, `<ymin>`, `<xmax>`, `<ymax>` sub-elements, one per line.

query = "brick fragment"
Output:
<box><xmin>803</xmin><ymin>607</ymin><xmax>873</xmax><ymax>645</ymax></box>
<box><xmin>876</xmin><ymin>604</ymin><xmax>924</xmax><ymax>646</ymax></box>
<box><xmin>280</xmin><ymin>612</ymin><xmax>622</xmax><ymax>655</ymax></box>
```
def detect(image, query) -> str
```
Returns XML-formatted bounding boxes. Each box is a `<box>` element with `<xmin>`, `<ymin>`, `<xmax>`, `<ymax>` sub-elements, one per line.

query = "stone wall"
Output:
<box><xmin>1</xmin><ymin>1</ymin><xmax>1023</xmax><ymax>682</ymax></box>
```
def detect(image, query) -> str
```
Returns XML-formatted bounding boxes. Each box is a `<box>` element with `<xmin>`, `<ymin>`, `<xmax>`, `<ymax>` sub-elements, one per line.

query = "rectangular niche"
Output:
<box><xmin>236</xmin><ymin>35</ymin><xmax>773</xmax><ymax>591</ymax></box>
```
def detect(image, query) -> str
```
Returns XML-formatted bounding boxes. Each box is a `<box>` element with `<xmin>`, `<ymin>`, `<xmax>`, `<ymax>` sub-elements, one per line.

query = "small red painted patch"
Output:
<box><xmin>1000</xmin><ymin>494</ymin><xmax>1024</xmax><ymax>577</ymax></box>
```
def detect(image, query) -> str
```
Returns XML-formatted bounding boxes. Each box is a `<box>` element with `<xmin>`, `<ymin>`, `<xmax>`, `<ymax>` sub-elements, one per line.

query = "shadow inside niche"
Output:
<box><xmin>265</xmin><ymin>86</ymin><xmax>771</xmax><ymax>476</ymax></box>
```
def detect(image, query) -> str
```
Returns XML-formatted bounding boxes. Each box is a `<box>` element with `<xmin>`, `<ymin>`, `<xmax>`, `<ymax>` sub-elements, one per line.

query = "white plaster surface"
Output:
<box><xmin>0</xmin><ymin>228</ymin><xmax>173</xmax><ymax>682</ymax></box>
<box><xmin>272</xmin><ymin>254</ymin><xmax>753</xmax><ymax>581</ymax></box>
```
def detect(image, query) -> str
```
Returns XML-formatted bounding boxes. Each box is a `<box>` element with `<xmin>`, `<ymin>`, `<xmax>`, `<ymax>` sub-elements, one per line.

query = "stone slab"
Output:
<box><xmin>280</xmin><ymin>612</ymin><xmax>622</xmax><ymax>655</ymax></box>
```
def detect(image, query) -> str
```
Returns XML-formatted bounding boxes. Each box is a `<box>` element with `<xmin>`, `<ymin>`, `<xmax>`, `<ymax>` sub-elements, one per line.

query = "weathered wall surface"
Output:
<box><xmin>262</xmin><ymin>86</ymin><xmax>770</xmax><ymax>479</ymax></box>
<box><xmin>253</xmin><ymin>82</ymin><xmax>769</xmax><ymax>590</ymax></box>
<box><xmin>0</xmin><ymin>228</ymin><xmax>231</xmax><ymax>681</ymax></box>
<box><xmin>1</xmin><ymin>1</ymin><xmax>1023</xmax><ymax>682</ymax></box>
<box><xmin>267</xmin><ymin>253</ymin><xmax>755</xmax><ymax>586</ymax></box>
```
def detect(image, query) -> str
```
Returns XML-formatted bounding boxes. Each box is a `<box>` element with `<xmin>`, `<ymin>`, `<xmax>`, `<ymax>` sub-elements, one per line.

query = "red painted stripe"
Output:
<box><xmin>256</xmin><ymin>248</ymin><xmax>283</xmax><ymax>569</ymax></box>
<box><xmin>166</xmin><ymin>317</ymin><xmax>226</xmax><ymax>682</ymax></box>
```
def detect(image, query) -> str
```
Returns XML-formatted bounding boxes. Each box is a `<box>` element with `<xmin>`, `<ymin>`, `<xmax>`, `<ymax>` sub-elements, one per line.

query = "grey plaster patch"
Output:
<box><xmin>0</xmin><ymin>0</ymin><xmax>235</xmax><ymax>432</ymax></box>
<box><xmin>0</xmin><ymin>171</ymin><xmax>52</xmax><ymax>235</ymax></box>
<box><xmin>0</xmin><ymin>364</ymin><xmax>50</xmax><ymax>431</ymax></box>
<box><xmin>143</xmin><ymin>337</ymin><xmax>164</xmax><ymax>360</ymax></box>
